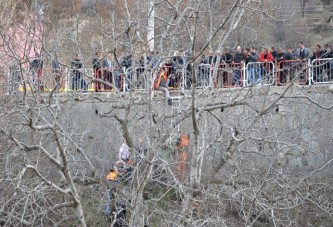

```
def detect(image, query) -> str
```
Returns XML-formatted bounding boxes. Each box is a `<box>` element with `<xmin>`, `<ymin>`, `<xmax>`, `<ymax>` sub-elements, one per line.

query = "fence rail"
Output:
<box><xmin>3</xmin><ymin>58</ymin><xmax>333</xmax><ymax>94</ymax></box>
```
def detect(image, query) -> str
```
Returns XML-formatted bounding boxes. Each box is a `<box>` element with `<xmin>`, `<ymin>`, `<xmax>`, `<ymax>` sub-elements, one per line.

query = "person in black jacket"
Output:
<box><xmin>244</xmin><ymin>47</ymin><xmax>259</xmax><ymax>85</ymax></box>
<box><xmin>217</xmin><ymin>48</ymin><xmax>234</xmax><ymax>87</ymax></box>
<box><xmin>221</xmin><ymin>48</ymin><xmax>233</xmax><ymax>64</ymax></box>
<box><xmin>311</xmin><ymin>44</ymin><xmax>324</xmax><ymax>82</ymax></box>
<box><xmin>323</xmin><ymin>44</ymin><xmax>333</xmax><ymax>78</ymax></box>
<box><xmin>232</xmin><ymin>46</ymin><xmax>244</xmax><ymax>86</ymax></box>
<box><xmin>92</xmin><ymin>51</ymin><xmax>102</xmax><ymax>92</ymax></box>
<box><xmin>31</xmin><ymin>54</ymin><xmax>44</xmax><ymax>91</ymax></box>
<box><xmin>71</xmin><ymin>54</ymin><xmax>84</xmax><ymax>90</ymax></box>
<box><xmin>280</xmin><ymin>47</ymin><xmax>295</xmax><ymax>84</ymax></box>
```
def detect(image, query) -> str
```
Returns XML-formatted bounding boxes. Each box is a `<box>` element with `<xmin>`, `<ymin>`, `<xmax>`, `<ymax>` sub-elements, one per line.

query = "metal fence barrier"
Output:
<box><xmin>311</xmin><ymin>58</ymin><xmax>333</xmax><ymax>84</ymax></box>
<box><xmin>215</xmin><ymin>63</ymin><xmax>244</xmax><ymax>88</ymax></box>
<box><xmin>275</xmin><ymin>60</ymin><xmax>309</xmax><ymax>85</ymax></box>
<box><xmin>3</xmin><ymin>58</ymin><xmax>333</xmax><ymax>94</ymax></box>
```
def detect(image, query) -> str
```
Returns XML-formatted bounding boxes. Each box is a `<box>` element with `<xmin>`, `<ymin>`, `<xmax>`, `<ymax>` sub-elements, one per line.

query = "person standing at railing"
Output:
<box><xmin>164</xmin><ymin>58</ymin><xmax>175</xmax><ymax>88</ymax></box>
<box><xmin>258</xmin><ymin>47</ymin><xmax>274</xmax><ymax>83</ymax></box>
<box><xmin>71</xmin><ymin>54</ymin><xmax>83</xmax><ymax>90</ymax></box>
<box><xmin>103</xmin><ymin>53</ymin><xmax>113</xmax><ymax>91</ymax></box>
<box><xmin>323</xmin><ymin>44</ymin><xmax>333</xmax><ymax>79</ymax></box>
<box><xmin>30</xmin><ymin>54</ymin><xmax>44</xmax><ymax>92</ymax></box>
<box><xmin>51</xmin><ymin>53</ymin><xmax>62</xmax><ymax>92</ymax></box>
<box><xmin>270</xmin><ymin>47</ymin><xmax>277</xmax><ymax>59</ymax></box>
<box><xmin>232</xmin><ymin>46</ymin><xmax>244</xmax><ymax>86</ymax></box>
<box><xmin>244</xmin><ymin>47</ymin><xmax>259</xmax><ymax>85</ymax></box>
<box><xmin>92</xmin><ymin>51</ymin><xmax>102</xmax><ymax>92</ymax></box>
<box><xmin>323</xmin><ymin>44</ymin><xmax>333</xmax><ymax>58</ymax></box>
<box><xmin>148</xmin><ymin>50</ymin><xmax>160</xmax><ymax>69</ymax></box>
<box><xmin>295</xmin><ymin>42</ymin><xmax>310</xmax><ymax>61</ymax></box>
<box><xmin>311</xmin><ymin>44</ymin><xmax>324</xmax><ymax>82</ymax></box>
<box><xmin>219</xmin><ymin>48</ymin><xmax>233</xmax><ymax>87</ymax></box>
<box><xmin>172</xmin><ymin>52</ymin><xmax>184</xmax><ymax>89</ymax></box>
<box><xmin>135</xmin><ymin>55</ymin><xmax>146</xmax><ymax>89</ymax></box>
<box><xmin>280</xmin><ymin>47</ymin><xmax>297</xmax><ymax>83</ymax></box>
<box><xmin>275</xmin><ymin>48</ymin><xmax>286</xmax><ymax>84</ymax></box>
<box><xmin>183</xmin><ymin>50</ymin><xmax>192</xmax><ymax>89</ymax></box>
<box><xmin>121</xmin><ymin>54</ymin><xmax>133</xmax><ymax>91</ymax></box>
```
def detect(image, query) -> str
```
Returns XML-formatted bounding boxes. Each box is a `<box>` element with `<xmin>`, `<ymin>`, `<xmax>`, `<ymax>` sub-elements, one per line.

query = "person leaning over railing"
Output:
<box><xmin>275</xmin><ymin>47</ymin><xmax>295</xmax><ymax>84</ymax></box>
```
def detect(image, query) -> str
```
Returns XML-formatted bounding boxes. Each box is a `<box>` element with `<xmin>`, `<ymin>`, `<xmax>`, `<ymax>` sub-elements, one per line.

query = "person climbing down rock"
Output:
<box><xmin>153</xmin><ymin>64</ymin><xmax>172</xmax><ymax>105</ymax></box>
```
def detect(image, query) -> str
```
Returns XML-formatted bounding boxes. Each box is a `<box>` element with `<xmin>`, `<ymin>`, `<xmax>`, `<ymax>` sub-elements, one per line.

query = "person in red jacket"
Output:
<box><xmin>259</xmin><ymin>48</ymin><xmax>274</xmax><ymax>62</ymax></box>
<box><xmin>258</xmin><ymin>48</ymin><xmax>274</xmax><ymax>83</ymax></box>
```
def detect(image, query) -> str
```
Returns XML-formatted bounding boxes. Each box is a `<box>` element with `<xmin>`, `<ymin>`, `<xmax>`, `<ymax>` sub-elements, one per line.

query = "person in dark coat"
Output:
<box><xmin>71</xmin><ymin>54</ymin><xmax>85</xmax><ymax>90</ymax></box>
<box><xmin>232</xmin><ymin>46</ymin><xmax>244</xmax><ymax>86</ymax></box>
<box><xmin>311</xmin><ymin>44</ymin><xmax>324</xmax><ymax>82</ymax></box>
<box><xmin>31</xmin><ymin>54</ymin><xmax>44</xmax><ymax>91</ymax></box>
<box><xmin>92</xmin><ymin>51</ymin><xmax>102</xmax><ymax>92</ymax></box>
<box><xmin>102</xmin><ymin>53</ymin><xmax>113</xmax><ymax>91</ymax></box>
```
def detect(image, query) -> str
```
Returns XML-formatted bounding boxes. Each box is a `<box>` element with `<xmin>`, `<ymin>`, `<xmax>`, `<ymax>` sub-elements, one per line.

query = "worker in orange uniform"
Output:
<box><xmin>176</xmin><ymin>133</ymin><xmax>190</xmax><ymax>182</ymax></box>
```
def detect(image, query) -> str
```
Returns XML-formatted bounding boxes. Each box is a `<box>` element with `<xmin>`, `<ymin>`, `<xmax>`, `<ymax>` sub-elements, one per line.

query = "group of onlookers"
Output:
<box><xmin>7</xmin><ymin>41</ymin><xmax>333</xmax><ymax>94</ymax></box>
<box><xmin>195</xmin><ymin>42</ymin><xmax>333</xmax><ymax>86</ymax></box>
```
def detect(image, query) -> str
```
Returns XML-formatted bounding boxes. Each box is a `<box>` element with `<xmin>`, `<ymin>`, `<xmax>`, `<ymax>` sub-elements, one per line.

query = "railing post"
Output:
<box><xmin>65</xmin><ymin>67</ymin><xmax>69</xmax><ymax>92</ymax></box>
<box><xmin>308</xmin><ymin>59</ymin><xmax>312</xmax><ymax>85</ymax></box>
<box><xmin>271</xmin><ymin>62</ymin><xmax>275</xmax><ymax>86</ymax></box>
<box><xmin>181</xmin><ymin>67</ymin><xmax>185</xmax><ymax>93</ymax></box>
<box><xmin>123</xmin><ymin>67</ymin><xmax>127</xmax><ymax>93</ymax></box>
<box><xmin>243</xmin><ymin>62</ymin><xmax>246</xmax><ymax>87</ymax></box>
<box><xmin>209</xmin><ymin>64</ymin><xmax>213</xmax><ymax>89</ymax></box>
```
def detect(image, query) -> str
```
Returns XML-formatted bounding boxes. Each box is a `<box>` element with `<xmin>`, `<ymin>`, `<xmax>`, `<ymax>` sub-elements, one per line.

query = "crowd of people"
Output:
<box><xmin>73</xmin><ymin>41</ymin><xmax>333</xmax><ymax>94</ymax></box>
<box><xmin>6</xmin><ymin>41</ymin><xmax>333</xmax><ymax>96</ymax></box>
<box><xmin>197</xmin><ymin>42</ymin><xmax>333</xmax><ymax>86</ymax></box>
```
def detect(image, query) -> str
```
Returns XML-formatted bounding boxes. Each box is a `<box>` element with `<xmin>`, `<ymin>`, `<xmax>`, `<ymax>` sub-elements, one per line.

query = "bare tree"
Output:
<box><xmin>1</xmin><ymin>0</ymin><xmax>333</xmax><ymax>226</ymax></box>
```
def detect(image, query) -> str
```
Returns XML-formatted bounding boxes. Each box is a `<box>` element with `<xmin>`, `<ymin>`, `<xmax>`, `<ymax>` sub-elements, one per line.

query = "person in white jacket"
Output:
<box><xmin>118</xmin><ymin>139</ymin><xmax>130</xmax><ymax>163</ymax></box>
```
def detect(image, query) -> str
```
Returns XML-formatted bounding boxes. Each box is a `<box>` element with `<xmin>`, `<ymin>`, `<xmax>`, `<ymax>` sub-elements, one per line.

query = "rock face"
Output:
<box><xmin>32</xmin><ymin>84</ymin><xmax>332</xmax><ymax>173</ymax></box>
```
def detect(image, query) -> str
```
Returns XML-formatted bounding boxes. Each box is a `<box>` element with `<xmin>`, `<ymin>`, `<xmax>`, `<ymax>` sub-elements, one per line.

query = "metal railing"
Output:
<box><xmin>3</xmin><ymin>58</ymin><xmax>333</xmax><ymax>94</ymax></box>
<box><xmin>311</xmin><ymin>58</ymin><xmax>333</xmax><ymax>84</ymax></box>
<box><xmin>214</xmin><ymin>63</ymin><xmax>244</xmax><ymax>88</ymax></box>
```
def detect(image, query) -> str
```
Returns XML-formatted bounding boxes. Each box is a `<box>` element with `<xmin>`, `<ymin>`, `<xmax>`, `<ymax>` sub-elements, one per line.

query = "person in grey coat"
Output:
<box><xmin>294</xmin><ymin>42</ymin><xmax>311</xmax><ymax>60</ymax></box>
<box><xmin>102</xmin><ymin>53</ymin><xmax>113</xmax><ymax>90</ymax></box>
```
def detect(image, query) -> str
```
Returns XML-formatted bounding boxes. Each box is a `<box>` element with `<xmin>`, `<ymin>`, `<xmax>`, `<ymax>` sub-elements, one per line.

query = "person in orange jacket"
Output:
<box><xmin>106</xmin><ymin>167</ymin><xmax>118</xmax><ymax>181</ymax></box>
<box><xmin>154</xmin><ymin>64</ymin><xmax>172</xmax><ymax>105</ymax></box>
<box><xmin>176</xmin><ymin>133</ymin><xmax>190</xmax><ymax>182</ymax></box>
